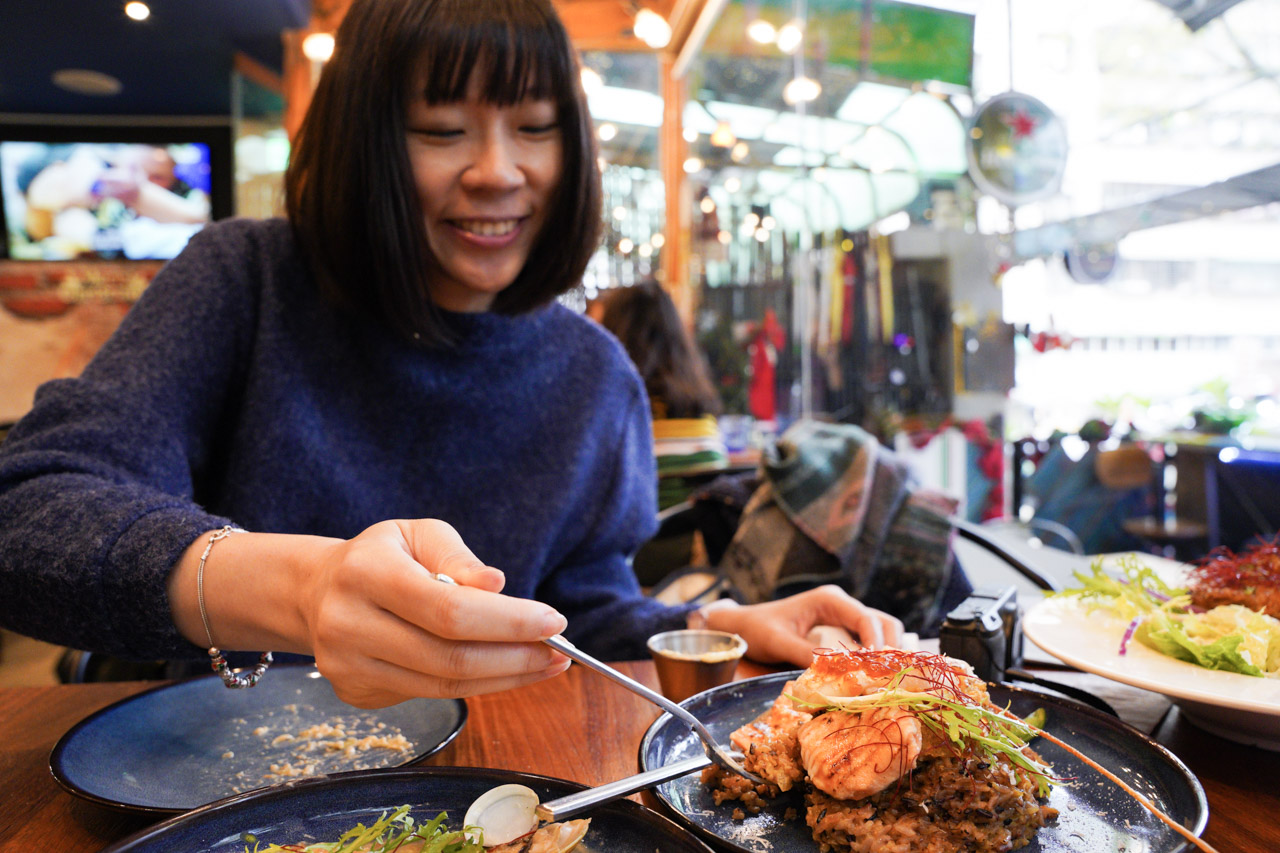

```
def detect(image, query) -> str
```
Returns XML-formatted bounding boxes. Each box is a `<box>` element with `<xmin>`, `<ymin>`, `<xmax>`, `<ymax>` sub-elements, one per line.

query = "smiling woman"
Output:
<box><xmin>286</xmin><ymin>0</ymin><xmax>601</xmax><ymax>345</ymax></box>
<box><xmin>0</xmin><ymin>0</ymin><xmax>913</xmax><ymax>710</ymax></box>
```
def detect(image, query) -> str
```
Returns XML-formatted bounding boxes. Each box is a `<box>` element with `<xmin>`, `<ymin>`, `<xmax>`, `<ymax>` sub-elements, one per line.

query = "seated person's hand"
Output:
<box><xmin>693</xmin><ymin>585</ymin><xmax>906</xmax><ymax>669</ymax></box>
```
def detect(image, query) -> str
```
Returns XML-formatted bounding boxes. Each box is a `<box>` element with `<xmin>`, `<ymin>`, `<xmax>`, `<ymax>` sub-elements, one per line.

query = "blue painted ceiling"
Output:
<box><xmin>0</xmin><ymin>0</ymin><xmax>309</xmax><ymax>117</ymax></box>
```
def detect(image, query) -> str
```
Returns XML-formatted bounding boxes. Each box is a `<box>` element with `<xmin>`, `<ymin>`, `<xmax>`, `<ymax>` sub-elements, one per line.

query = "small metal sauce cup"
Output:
<box><xmin>646</xmin><ymin>629</ymin><xmax>747</xmax><ymax>702</ymax></box>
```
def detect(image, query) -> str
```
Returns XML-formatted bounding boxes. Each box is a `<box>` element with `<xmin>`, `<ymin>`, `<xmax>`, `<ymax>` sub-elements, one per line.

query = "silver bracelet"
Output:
<box><xmin>196</xmin><ymin>525</ymin><xmax>272</xmax><ymax>688</ymax></box>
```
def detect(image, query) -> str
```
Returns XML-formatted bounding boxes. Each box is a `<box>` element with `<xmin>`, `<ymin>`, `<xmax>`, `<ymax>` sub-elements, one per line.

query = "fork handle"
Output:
<box><xmin>541</xmin><ymin>635</ymin><xmax>715</xmax><ymax>741</ymax></box>
<box><xmin>534</xmin><ymin>753</ymin><xmax>711</xmax><ymax>821</ymax></box>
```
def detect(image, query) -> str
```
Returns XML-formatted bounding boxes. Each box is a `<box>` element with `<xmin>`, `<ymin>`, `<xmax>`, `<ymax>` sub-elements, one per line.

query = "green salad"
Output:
<box><xmin>1053</xmin><ymin>555</ymin><xmax>1280</xmax><ymax>678</ymax></box>
<box><xmin>247</xmin><ymin>806</ymin><xmax>484</xmax><ymax>853</ymax></box>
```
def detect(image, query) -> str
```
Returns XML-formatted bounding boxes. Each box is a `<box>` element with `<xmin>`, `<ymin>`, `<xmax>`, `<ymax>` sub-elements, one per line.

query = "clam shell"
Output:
<box><xmin>463</xmin><ymin>783</ymin><xmax>539</xmax><ymax>846</ymax></box>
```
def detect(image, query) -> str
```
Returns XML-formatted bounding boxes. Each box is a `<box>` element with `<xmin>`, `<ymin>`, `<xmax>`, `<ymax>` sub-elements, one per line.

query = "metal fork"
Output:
<box><xmin>541</xmin><ymin>634</ymin><xmax>765</xmax><ymax>787</ymax></box>
<box><xmin>427</xmin><ymin>572</ymin><xmax>764</xmax><ymax>789</ymax></box>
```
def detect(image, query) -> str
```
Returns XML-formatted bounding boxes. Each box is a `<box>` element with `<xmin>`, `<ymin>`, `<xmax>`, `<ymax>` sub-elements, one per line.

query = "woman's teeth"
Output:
<box><xmin>456</xmin><ymin>219</ymin><xmax>518</xmax><ymax>237</ymax></box>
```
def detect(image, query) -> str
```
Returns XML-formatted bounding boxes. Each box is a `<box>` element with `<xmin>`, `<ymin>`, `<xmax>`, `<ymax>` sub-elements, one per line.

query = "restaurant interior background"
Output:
<box><xmin>1</xmin><ymin>0</ymin><xmax>1279</xmax><ymax>585</ymax></box>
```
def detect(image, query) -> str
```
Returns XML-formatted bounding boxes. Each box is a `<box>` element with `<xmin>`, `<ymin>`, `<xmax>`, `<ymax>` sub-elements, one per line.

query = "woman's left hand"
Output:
<box><xmin>696</xmin><ymin>585</ymin><xmax>905</xmax><ymax>669</ymax></box>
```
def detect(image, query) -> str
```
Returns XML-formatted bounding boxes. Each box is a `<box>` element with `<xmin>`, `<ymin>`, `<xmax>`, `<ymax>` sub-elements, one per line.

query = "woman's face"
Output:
<box><xmin>405</xmin><ymin>77</ymin><xmax>564</xmax><ymax>312</ymax></box>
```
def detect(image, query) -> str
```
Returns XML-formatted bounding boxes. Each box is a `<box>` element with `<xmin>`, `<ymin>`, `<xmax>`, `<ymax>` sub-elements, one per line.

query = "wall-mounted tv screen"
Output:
<box><xmin>0</xmin><ymin>121</ymin><xmax>233</xmax><ymax>261</ymax></box>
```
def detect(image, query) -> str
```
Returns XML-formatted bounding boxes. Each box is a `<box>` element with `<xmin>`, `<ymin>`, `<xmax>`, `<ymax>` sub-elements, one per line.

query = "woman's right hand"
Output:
<box><xmin>303</xmin><ymin>519</ymin><xmax>570</xmax><ymax>707</ymax></box>
<box><xmin>170</xmin><ymin>519</ymin><xmax>570</xmax><ymax>708</ymax></box>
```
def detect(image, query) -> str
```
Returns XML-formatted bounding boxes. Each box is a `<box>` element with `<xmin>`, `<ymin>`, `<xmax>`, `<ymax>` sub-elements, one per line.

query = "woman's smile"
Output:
<box><xmin>450</xmin><ymin>217</ymin><xmax>525</xmax><ymax>241</ymax></box>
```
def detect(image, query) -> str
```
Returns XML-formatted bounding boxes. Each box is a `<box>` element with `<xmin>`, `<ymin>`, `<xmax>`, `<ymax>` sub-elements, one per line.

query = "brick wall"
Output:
<box><xmin>0</xmin><ymin>259</ymin><xmax>161</xmax><ymax>424</ymax></box>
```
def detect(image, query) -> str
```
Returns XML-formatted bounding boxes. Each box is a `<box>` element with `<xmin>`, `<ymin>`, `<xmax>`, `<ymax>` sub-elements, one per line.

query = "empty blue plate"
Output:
<box><xmin>640</xmin><ymin>671</ymin><xmax>1210</xmax><ymax>853</ymax></box>
<box><xmin>51</xmin><ymin>664</ymin><xmax>466</xmax><ymax>816</ymax></box>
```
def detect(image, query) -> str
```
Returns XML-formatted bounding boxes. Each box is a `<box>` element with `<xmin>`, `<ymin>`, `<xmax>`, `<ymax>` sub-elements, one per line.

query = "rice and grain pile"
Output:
<box><xmin>703</xmin><ymin>648</ymin><xmax>1058</xmax><ymax>853</ymax></box>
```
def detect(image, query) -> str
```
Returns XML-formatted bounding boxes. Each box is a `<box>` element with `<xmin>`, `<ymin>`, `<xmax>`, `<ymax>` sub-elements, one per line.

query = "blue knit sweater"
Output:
<box><xmin>0</xmin><ymin>218</ymin><xmax>689</xmax><ymax>662</ymax></box>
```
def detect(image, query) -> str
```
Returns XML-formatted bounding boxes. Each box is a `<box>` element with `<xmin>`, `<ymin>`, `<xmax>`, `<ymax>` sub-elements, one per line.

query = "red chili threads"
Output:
<box><xmin>1191</xmin><ymin>536</ymin><xmax>1280</xmax><ymax>590</ymax></box>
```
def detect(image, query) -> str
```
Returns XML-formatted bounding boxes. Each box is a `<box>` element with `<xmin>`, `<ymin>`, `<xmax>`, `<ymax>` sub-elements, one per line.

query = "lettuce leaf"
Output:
<box><xmin>1055</xmin><ymin>558</ymin><xmax>1280</xmax><ymax>678</ymax></box>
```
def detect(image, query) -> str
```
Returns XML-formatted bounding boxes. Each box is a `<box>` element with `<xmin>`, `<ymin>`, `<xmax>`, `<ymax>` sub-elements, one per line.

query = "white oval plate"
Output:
<box><xmin>1023</xmin><ymin>595</ymin><xmax>1280</xmax><ymax>749</ymax></box>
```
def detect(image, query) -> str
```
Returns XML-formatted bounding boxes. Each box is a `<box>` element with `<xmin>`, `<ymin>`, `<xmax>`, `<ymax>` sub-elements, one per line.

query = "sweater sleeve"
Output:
<box><xmin>0</xmin><ymin>222</ymin><xmax>260</xmax><ymax>659</ymax></box>
<box><xmin>538</xmin><ymin>380</ymin><xmax>696</xmax><ymax>661</ymax></box>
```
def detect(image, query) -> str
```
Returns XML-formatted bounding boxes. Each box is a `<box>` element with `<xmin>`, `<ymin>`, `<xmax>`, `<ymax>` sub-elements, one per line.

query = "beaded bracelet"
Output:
<box><xmin>197</xmin><ymin>525</ymin><xmax>272</xmax><ymax>688</ymax></box>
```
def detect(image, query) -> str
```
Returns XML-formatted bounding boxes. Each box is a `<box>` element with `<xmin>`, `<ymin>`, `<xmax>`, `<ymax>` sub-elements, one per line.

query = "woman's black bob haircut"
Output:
<box><xmin>285</xmin><ymin>0</ymin><xmax>602</xmax><ymax>346</ymax></box>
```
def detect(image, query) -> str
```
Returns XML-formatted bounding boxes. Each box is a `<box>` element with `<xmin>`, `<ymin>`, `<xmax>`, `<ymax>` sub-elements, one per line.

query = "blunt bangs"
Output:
<box><xmin>416</xmin><ymin>1</ymin><xmax>568</xmax><ymax>107</ymax></box>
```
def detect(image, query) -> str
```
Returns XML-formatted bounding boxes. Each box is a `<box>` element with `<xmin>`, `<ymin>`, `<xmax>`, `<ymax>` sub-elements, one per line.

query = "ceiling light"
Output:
<box><xmin>783</xmin><ymin>76</ymin><xmax>821</xmax><ymax>105</ymax></box>
<box><xmin>51</xmin><ymin>68</ymin><xmax>122</xmax><ymax>96</ymax></box>
<box><xmin>724</xmin><ymin>176</ymin><xmax>741</xmax><ymax>192</ymax></box>
<box><xmin>633</xmin><ymin>8</ymin><xmax>672</xmax><ymax>49</ymax></box>
<box><xmin>730</xmin><ymin>141</ymin><xmax>749</xmax><ymax>162</ymax></box>
<box><xmin>683</xmin><ymin>127</ymin><xmax>699</xmax><ymax>142</ymax></box>
<box><xmin>776</xmin><ymin>21</ymin><xmax>803</xmax><ymax>54</ymax></box>
<box><xmin>778</xmin><ymin>76</ymin><xmax>819</xmax><ymax>105</ymax></box>
<box><xmin>124</xmin><ymin>2</ymin><xmax>150</xmax><ymax>21</ymax></box>
<box><xmin>618</xmin><ymin>238</ymin><xmax>635</xmax><ymax>253</ymax></box>
<box><xmin>700</xmin><ymin>196</ymin><xmax>717</xmax><ymax>214</ymax></box>
<box><xmin>302</xmin><ymin>32</ymin><xmax>335</xmax><ymax>62</ymax></box>
<box><xmin>597</xmin><ymin>123</ymin><xmax>618</xmax><ymax>142</ymax></box>
<box><xmin>580</xmin><ymin>67</ymin><xmax>604</xmax><ymax>95</ymax></box>
<box><xmin>710</xmin><ymin>120</ymin><xmax>736</xmax><ymax>148</ymax></box>
<box><xmin>683</xmin><ymin>156</ymin><xmax>704</xmax><ymax>173</ymax></box>
<box><xmin>650</xmin><ymin>233</ymin><xmax>666</xmax><ymax>248</ymax></box>
<box><xmin>747</xmin><ymin>20</ymin><xmax>777</xmax><ymax>44</ymax></box>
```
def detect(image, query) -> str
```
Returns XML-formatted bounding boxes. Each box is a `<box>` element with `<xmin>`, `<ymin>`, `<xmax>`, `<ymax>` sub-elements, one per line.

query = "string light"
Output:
<box><xmin>747</xmin><ymin>20</ymin><xmax>776</xmax><ymax>44</ymax></box>
<box><xmin>302</xmin><ymin>32</ymin><xmax>335</xmax><ymax>62</ymax></box>
<box><xmin>580</xmin><ymin>67</ymin><xmax>604</xmax><ymax>95</ymax></box>
<box><xmin>783</xmin><ymin>76</ymin><xmax>821</xmax><ymax>105</ymax></box>
<box><xmin>633</xmin><ymin>7</ymin><xmax>671</xmax><ymax>48</ymax></box>
<box><xmin>710</xmin><ymin>120</ymin><xmax>736</xmax><ymax>148</ymax></box>
<box><xmin>776</xmin><ymin>21</ymin><xmax>803</xmax><ymax>54</ymax></box>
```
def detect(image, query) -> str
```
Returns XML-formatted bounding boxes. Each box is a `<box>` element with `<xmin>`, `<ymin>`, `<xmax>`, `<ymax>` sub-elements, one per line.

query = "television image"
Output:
<box><xmin>0</xmin><ymin>123</ymin><xmax>233</xmax><ymax>262</ymax></box>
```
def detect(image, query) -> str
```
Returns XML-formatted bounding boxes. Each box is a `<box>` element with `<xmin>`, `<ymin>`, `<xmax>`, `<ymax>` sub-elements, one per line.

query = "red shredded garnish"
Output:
<box><xmin>1190</xmin><ymin>535</ymin><xmax>1280</xmax><ymax>590</ymax></box>
<box><xmin>809</xmin><ymin>648</ymin><xmax>976</xmax><ymax>705</ymax></box>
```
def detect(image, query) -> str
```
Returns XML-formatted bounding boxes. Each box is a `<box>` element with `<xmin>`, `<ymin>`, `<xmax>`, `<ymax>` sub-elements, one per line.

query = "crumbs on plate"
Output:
<box><xmin>220</xmin><ymin>707</ymin><xmax>415</xmax><ymax>793</ymax></box>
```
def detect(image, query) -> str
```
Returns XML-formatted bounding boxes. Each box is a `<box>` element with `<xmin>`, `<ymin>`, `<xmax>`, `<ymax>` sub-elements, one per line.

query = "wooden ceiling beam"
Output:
<box><xmin>553</xmin><ymin>0</ymin><xmax>682</xmax><ymax>53</ymax></box>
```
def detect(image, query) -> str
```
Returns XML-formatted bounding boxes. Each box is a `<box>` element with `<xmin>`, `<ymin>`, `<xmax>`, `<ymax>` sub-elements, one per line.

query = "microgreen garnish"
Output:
<box><xmin>251</xmin><ymin>805</ymin><xmax>484</xmax><ymax>853</ymax></box>
<box><xmin>807</xmin><ymin>686</ymin><xmax>1056</xmax><ymax>797</ymax></box>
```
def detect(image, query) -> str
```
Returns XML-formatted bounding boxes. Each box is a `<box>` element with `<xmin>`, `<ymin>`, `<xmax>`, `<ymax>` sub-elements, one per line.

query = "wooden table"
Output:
<box><xmin>2</xmin><ymin>660</ymin><xmax>1276</xmax><ymax>852</ymax></box>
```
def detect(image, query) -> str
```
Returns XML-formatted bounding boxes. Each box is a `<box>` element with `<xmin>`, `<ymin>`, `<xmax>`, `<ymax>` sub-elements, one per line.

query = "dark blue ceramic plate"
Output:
<box><xmin>51</xmin><ymin>664</ymin><xmax>465</xmax><ymax>816</ymax></box>
<box><xmin>100</xmin><ymin>766</ymin><xmax>715</xmax><ymax>853</ymax></box>
<box><xmin>641</xmin><ymin>671</ymin><xmax>1209</xmax><ymax>853</ymax></box>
